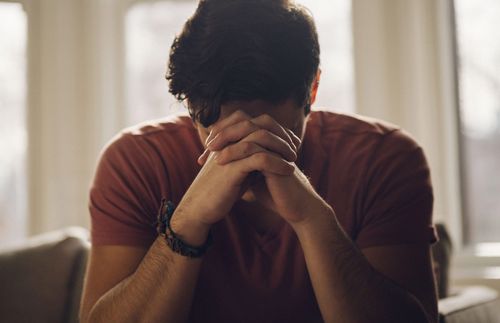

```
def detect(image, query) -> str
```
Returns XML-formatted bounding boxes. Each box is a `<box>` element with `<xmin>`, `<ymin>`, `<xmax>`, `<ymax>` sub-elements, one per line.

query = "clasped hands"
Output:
<box><xmin>172</xmin><ymin>110</ymin><xmax>332</xmax><ymax>238</ymax></box>
<box><xmin>189</xmin><ymin>110</ymin><xmax>326</xmax><ymax>228</ymax></box>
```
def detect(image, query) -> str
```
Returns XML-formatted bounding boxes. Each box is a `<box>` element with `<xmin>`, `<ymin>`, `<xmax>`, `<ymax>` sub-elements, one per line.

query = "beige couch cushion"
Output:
<box><xmin>0</xmin><ymin>227</ymin><xmax>89</xmax><ymax>323</ymax></box>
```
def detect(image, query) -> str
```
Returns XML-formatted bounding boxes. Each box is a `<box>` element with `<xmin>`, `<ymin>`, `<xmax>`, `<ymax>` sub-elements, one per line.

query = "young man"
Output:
<box><xmin>80</xmin><ymin>0</ymin><xmax>438</xmax><ymax>322</ymax></box>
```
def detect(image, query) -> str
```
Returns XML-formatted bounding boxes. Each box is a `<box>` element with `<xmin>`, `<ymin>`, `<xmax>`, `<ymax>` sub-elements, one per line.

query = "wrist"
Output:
<box><xmin>169</xmin><ymin>207</ymin><xmax>212</xmax><ymax>247</ymax></box>
<box><xmin>291</xmin><ymin>199</ymin><xmax>337</xmax><ymax>238</ymax></box>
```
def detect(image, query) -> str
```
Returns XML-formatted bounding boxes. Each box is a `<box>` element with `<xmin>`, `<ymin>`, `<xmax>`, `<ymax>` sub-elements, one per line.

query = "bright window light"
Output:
<box><xmin>455</xmin><ymin>0</ymin><xmax>500</xmax><ymax>243</ymax></box>
<box><xmin>125</xmin><ymin>0</ymin><xmax>354</xmax><ymax>127</ymax></box>
<box><xmin>0</xmin><ymin>2</ymin><xmax>27</xmax><ymax>244</ymax></box>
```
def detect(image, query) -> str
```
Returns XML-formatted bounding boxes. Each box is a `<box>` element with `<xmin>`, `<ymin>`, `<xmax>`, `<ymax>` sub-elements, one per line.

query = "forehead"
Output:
<box><xmin>215</xmin><ymin>98</ymin><xmax>302</xmax><ymax>125</ymax></box>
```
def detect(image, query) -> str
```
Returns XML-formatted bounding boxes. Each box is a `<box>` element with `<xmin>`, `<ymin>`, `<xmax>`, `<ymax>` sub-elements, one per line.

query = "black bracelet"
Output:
<box><xmin>156</xmin><ymin>198</ymin><xmax>213</xmax><ymax>258</ymax></box>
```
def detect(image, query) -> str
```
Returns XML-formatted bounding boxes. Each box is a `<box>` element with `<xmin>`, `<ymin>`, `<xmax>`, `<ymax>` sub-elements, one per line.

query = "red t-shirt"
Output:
<box><xmin>89</xmin><ymin>110</ymin><xmax>437</xmax><ymax>323</ymax></box>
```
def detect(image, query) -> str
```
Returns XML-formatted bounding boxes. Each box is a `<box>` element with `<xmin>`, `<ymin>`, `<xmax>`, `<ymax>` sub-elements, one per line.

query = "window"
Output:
<box><xmin>455</xmin><ymin>0</ymin><xmax>500</xmax><ymax>244</ymax></box>
<box><xmin>125</xmin><ymin>1</ymin><xmax>199</xmax><ymax>126</ymax></box>
<box><xmin>300</xmin><ymin>0</ymin><xmax>354</xmax><ymax>113</ymax></box>
<box><xmin>0</xmin><ymin>2</ymin><xmax>27</xmax><ymax>244</ymax></box>
<box><xmin>125</xmin><ymin>0</ymin><xmax>354</xmax><ymax>126</ymax></box>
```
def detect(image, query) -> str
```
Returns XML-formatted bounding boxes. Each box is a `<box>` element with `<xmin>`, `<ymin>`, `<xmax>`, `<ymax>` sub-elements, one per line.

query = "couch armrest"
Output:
<box><xmin>0</xmin><ymin>227</ymin><xmax>90</xmax><ymax>323</ymax></box>
<box><xmin>438</xmin><ymin>285</ymin><xmax>500</xmax><ymax>323</ymax></box>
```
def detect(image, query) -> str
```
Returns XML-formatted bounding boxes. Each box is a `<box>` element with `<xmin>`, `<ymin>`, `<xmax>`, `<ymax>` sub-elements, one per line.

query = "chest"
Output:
<box><xmin>188</xmin><ymin>218</ymin><xmax>323</xmax><ymax>323</ymax></box>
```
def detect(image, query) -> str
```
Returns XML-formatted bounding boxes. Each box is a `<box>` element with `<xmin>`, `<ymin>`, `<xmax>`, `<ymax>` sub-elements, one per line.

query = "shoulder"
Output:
<box><xmin>104</xmin><ymin>114</ymin><xmax>197</xmax><ymax>150</ymax></box>
<box><xmin>99</xmin><ymin>114</ymin><xmax>200</xmax><ymax>163</ymax></box>
<box><xmin>93</xmin><ymin>114</ymin><xmax>201</xmax><ymax>188</ymax></box>
<box><xmin>307</xmin><ymin>109</ymin><xmax>421</xmax><ymax>155</ymax></box>
<box><xmin>122</xmin><ymin>114</ymin><xmax>196</xmax><ymax>136</ymax></box>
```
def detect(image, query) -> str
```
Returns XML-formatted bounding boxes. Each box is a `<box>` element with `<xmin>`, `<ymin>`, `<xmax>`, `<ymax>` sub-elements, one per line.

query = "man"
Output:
<box><xmin>80</xmin><ymin>0</ymin><xmax>438</xmax><ymax>322</ymax></box>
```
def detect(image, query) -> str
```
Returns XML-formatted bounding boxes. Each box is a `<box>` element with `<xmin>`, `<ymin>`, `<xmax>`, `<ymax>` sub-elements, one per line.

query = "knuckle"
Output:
<box><xmin>220</xmin><ymin>144</ymin><xmax>231</xmax><ymax>155</ymax></box>
<box><xmin>264</xmin><ymin>114</ymin><xmax>277</xmax><ymax>124</ymax></box>
<box><xmin>216</xmin><ymin>129</ymin><xmax>228</xmax><ymax>141</ymax></box>
<box><xmin>255</xmin><ymin>152</ymin><xmax>270</xmax><ymax>165</ymax></box>
<box><xmin>234</xmin><ymin>110</ymin><xmax>249</xmax><ymax>119</ymax></box>
<box><xmin>209</xmin><ymin>126</ymin><xmax>219</xmax><ymax>136</ymax></box>
<box><xmin>242</xmin><ymin>119</ymin><xmax>254</xmax><ymax>130</ymax></box>
<box><xmin>241</xmin><ymin>141</ymin><xmax>254</xmax><ymax>154</ymax></box>
<box><xmin>255</xmin><ymin>128</ymin><xmax>269</xmax><ymax>139</ymax></box>
<box><xmin>217</xmin><ymin>148</ymin><xmax>231</xmax><ymax>162</ymax></box>
<box><xmin>259</xmin><ymin>113</ymin><xmax>273</xmax><ymax>123</ymax></box>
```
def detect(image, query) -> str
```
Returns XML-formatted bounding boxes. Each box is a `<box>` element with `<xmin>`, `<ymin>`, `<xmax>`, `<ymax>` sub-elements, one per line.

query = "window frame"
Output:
<box><xmin>450</xmin><ymin>0</ymin><xmax>500</xmax><ymax>284</ymax></box>
<box><xmin>452</xmin><ymin>0</ymin><xmax>500</xmax><ymax>248</ymax></box>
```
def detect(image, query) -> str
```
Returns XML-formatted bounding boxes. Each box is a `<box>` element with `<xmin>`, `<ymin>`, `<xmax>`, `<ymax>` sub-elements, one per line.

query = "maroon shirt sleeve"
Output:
<box><xmin>89</xmin><ymin>132</ymin><xmax>163</xmax><ymax>247</ymax></box>
<box><xmin>355</xmin><ymin>129</ymin><xmax>438</xmax><ymax>248</ymax></box>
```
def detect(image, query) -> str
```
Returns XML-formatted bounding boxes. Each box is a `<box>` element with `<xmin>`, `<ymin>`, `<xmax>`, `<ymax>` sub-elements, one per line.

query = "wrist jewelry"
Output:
<box><xmin>156</xmin><ymin>198</ymin><xmax>213</xmax><ymax>258</ymax></box>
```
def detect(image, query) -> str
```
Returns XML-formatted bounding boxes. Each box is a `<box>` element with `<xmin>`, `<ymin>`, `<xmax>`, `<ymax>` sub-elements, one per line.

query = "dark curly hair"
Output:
<box><xmin>166</xmin><ymin>0</ymin><xmax>320</xmax><ymax>127</ymax></box>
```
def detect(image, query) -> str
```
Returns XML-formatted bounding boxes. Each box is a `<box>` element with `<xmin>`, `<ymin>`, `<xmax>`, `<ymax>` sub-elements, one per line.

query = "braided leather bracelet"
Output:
<box><xmin>156</xmin><ymin>198</ymin><xmax>213</xmax><ymax>258</ymax></box>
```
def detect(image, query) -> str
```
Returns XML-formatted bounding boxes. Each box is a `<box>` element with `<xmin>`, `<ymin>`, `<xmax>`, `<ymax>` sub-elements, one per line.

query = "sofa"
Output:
<box><xmin>0</xmin><ymin>226</ymin><xmax>499</xmax><ymax>323</ymax></box>
<box><xmin>0</xmin><ymin>228</ymin><xmax>88</xmax><ymax>323</ymax></box>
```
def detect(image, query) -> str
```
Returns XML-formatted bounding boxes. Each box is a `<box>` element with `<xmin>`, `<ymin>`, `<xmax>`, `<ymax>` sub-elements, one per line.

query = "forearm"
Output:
<box><xmin>292</xmin><ymin>203</ymin><xmax>430</xmax><ymax>323</ymax></box>
<box><xmin>85</xmin><ymin>214</ymin><xmax>209</xmax><ymax>323</ymax></box>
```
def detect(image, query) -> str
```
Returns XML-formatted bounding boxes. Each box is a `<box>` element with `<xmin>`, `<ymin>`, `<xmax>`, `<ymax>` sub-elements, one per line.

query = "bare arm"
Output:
<box><xmin>292</xmin><ymin>203</ymin><xmax>438</xmax><ymax>323</ymax></box>
<box><xmin>80</xmin><ymin>216</ymin><xmax>210</xmax><ymax>323</ymax></box>
<box><xmin>202</xmin><ymin>111</ymin><xmax>438</xmax><ymax>322</ymax></box>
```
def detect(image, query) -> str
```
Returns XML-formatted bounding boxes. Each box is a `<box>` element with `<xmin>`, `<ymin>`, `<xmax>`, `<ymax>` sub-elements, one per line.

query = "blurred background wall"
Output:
<box><xmin>1</xmin><ymin>0</ymin><xmax>499</xmax><ymax>290</ymax></box>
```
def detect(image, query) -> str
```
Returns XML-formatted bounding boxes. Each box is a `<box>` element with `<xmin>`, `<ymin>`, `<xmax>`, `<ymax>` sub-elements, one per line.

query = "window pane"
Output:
<box><xmin>125</xmin><ymin>1</ymin><xmax>198</xmax><ymax>126</ymax></box>
<box><xmin>300</xmin><ymin>0</ymin><xmax>354</xmax><ymax>112</ymax></box>
<box><xmin>455</xmin><ymin>0</ymin><xmax>500</xmax><ymax>243</ymax></box>
<box><xmin>0</xmin><ymin>3</ymin><xmax>27</xmax><ymax>244</ymax></box>
<box><xmin>125</xmin><ymin>0</ymin><xmax>354</xmax><ymax>126</ymax></box>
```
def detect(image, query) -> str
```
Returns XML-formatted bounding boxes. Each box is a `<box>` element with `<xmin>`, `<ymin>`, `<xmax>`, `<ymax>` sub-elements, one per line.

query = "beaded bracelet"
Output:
<box><xmin>156</xmin><ymin>198</ymin><xmax>213</xmax><ymax>258</ymax></box>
